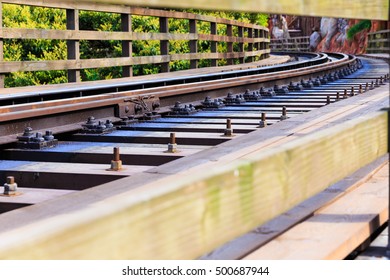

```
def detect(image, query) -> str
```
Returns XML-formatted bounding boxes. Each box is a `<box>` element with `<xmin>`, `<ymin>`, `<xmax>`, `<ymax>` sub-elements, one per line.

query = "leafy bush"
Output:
<box><xmin>2</xmin><ymin>4</ymin><xmax>268</xmax><ymax>87</ymax></box>
<box><xmin>347</xmin><ymin>20</ymin><xmax>371</xmax><ymax>40</ymax></box>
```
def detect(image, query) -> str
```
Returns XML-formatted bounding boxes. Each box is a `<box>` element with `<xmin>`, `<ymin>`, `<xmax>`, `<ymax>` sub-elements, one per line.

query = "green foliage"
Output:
<box><xmin>2</xmin><ymin>4</ymin><xmax>268</xmax><ymax>87</ymax></box>
<box><xmin>3</xmin><ymin>4</ymin><xmax>67</xmax><ymax>87</ymax></box>
<box><xmin>347</xmin><ymin>20</ymin><xmax>371</xmax><ymax>40</ymax></box>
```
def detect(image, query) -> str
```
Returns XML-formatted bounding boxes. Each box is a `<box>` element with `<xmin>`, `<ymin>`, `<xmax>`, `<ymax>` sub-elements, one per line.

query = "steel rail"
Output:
<box><xmin>0</xmin><ymin>53</ymin><xmax>352</xmax><ymax>121</ymax></box>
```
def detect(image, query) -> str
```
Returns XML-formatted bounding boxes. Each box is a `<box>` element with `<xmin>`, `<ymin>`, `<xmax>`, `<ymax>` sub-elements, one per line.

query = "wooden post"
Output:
<box><xmin>247</xmin><ymin>27</ymin><xmax>253</xmax><ymax>62</ymax></box>
<box><xmin>66</xmin><ymin>9</ymin><xmax>80</xmax><ymax>83</ymax></box>
<box><xmin>121</xmin><ymin>12</ymin><xmax>133</xmax><ymax>77</ymax></box>
<box><xmin>254</xmin><ymin>29</ymin><xmax>260</xmax><ymax>53</ymax></box>
<box><xmin>189</xmin><ymin>19</ymin><xmax>198</xmax><ymax>69</ymax></box>
<box><xmin>238</xmin><ymin>26</ymin><xmax>244</xmax><ymax>64</ymax></box>
<box><xmin>265</xmin><ymin>30</ymin><xmax>270</xmax><ymax>58</ymax></box>
<box><xmin>226</xmin><ymin>24</ymin><xmax>233</xmax><ymax>65</ymax></box>
<box><xmin>159</xmin><ymin>17</ymin><xmax>169</xmax><ymax>73</ymax></box>
<box><xmin>0</xmin><ymin>1</ymin><xmax>4</xmax><ymax>88</ymax></box>
<box><xmin>210</xmin><ymin>21</ymin><xmax>217</xmax><ymax>67</ymax></box>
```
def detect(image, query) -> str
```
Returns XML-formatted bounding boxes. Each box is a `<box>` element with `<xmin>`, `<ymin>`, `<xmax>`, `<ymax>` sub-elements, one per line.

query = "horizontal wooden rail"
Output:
<box><xmin>0</xmin><ymin>110</ymin><xmax>387</xmax><ymax>259</ymax></box>
<box><xmin>367</xmin><ymin>29</ymin><xmax>390</xmax><ymax>54</ymax></box>
<box><xmin>0</xmin><ymin>1</ymin><xmax>270</xmax><ymax>87</ymax></box>
<box><xmin>0</xmin><ymin>50</ymin><xmax>270</xmax><ymax>73</ymax></box>
<box><xmin>13</xmin><ymin>0</ymin><xmax>387</xmax><ymax>20</ymax></box>
<box><xmin>270</xmin><ymin>36</ymin><xmax>310</xmax><ymax>52</ymax></box>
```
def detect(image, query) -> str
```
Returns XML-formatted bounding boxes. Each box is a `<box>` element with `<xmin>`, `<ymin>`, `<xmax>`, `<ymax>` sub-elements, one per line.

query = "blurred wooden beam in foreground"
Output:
<box><xmin>71</xmin><ymin>0</ymin><xmax>388</xmax><ymax>20</ymax></box>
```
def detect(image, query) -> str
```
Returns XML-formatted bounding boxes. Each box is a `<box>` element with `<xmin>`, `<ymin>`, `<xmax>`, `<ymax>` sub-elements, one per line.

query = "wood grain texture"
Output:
<box><xmin>19</xmin><ymin>0</ymin><xmax>387</xmax><ymax>20</ymax></box>
<box><xmin>0</xmin><ymin>111</ymin><xmax>387</xmax><ymax>259</ymax></box>
<box><xmin>0</xmin><ymin>2</ymin><xmax>269</xmax><ymax>79</ymax></box>
<box><xmin>244</xmin><ymin>163</ymin><xmax>389</xmax><ymax>259</ymax></box>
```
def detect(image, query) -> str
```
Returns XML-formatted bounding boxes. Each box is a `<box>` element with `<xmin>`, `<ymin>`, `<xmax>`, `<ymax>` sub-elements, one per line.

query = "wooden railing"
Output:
<box><xmin>0</xmin><ymin>0</ymin><xmax>270</xmax><ymax>88</ymax></box>
<box><xmin>367</xmin><ymin>30</ymin><xmax>390</xmax><ymax>54</ymax></box>
<box><xmin>270</xmin><ymin>36</ymin><xmax>310</xmax><ymax>52</ymax></box>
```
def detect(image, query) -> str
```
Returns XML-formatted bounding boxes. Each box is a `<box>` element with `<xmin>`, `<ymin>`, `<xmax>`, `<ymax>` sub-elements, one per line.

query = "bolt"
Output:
<box><xmin>336</xmin><ymin>92</ymin><xmax>340</xmax><ymax>100</ymax></box>
<box><xmin>280</xmin><ymin>106</ymin><xmax>287</xmax><ymax>120</ymax></box>
<box><xmin>114</xmin><ymin>147</ymin><xmax>120</xmax><ymax>162</ymax></box>
<box><xmin>44</xmin><ymin>130</ymin><xmax>54</xmax><ymax>141</ymax></box>
<box><xmin>226</xmin><ymin>118</ymin><xmax>232</xmax><ymax>129</ymax></box>
<box><xmin>6</xmin><ymin>176</ymin><xmax>14</xmax><ymax>185</ymax></box>
<box><xmin>87</xmin><ymin>116</ymin><xmax>96</xmax><ymax>124</ymax></box>
<box><xmin>326</xmin><ymin>95</ymin><xmax>330</xmax><ymax>105</ymax></box>
<box><xmin>3</xmin><ymin>176</ymin><xmax>18</xmax><ymax>196</ymax></box>
<box><xmin>259</xmin><ymin>112</ymin><xmax>267</xmax><ymax>128</ymax></box>
<box><xmin>108</xmin><ymin>147</ymin><xmax>122</xmax><ymax>171</ymax></box>
<box><xmin>105</xmin><ymin>120</ymin><xmax>114</xmax><ymax>129</ymax></box>
<box><xmin>23</xmin><ymin>127</ymin><xmax>33</xmax><ymax>136</ymax></box>
<box><xmin>224</xmin><ymin>119</ymin><xmax>234</xmax><ymax>136</ymax></box>
<box><xmin>167</xmin><ymin>132</ymin><xmax>178</xmax><ymax>153</ymax></box>
<box><xmin>170</xmin><ymin>132</ymin><xmax>176</xmax><ymax>145</ymax></box>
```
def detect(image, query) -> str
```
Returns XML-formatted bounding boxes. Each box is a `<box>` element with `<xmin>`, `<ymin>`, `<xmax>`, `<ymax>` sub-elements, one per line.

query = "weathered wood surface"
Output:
<box><xmin>0</xmin><ymin>1</ymin><xmax>270</xmax><ymax>86</ymax></box>
<box><xmin>244</xmin><ymin>162</ymin><xmax>389</xmax><ymax>260</ymax></box>
<box><xmin>30</xmin><ymin>0</ymin><xmax>389</xmax><ymax>20</ymax></box>
<box><xmin>201</xmin><ymin>155</ymin><xmax>389</xmax><ymax>259</ymax></box>
<box><xmin>0</xmin><ymin>108</ymin><xmax>387</xmax><ymax>259</ymax></box>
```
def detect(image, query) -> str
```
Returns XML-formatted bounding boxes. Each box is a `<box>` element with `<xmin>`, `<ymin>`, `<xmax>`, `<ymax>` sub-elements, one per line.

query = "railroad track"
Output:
<box><xmin>0</xmin><ymin>53</ymin><xmax>388</xmax><ymax>259</ymax></box>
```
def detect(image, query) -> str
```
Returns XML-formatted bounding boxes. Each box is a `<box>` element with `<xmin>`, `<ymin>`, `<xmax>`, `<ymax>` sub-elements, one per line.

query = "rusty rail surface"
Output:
<box><xmin>0</xmin><ymin>52</ymin><xmax>355</xmax><ymax>144</ymax></box>
<box><xmin>0</xmin><ymin>0</ymin><xmax>270</xmax><ymax>88</ymax></box>
<box><xmin>0</xmin><ymin>53</ymin><xmax>388</xmax><ymax>259</ymax></box>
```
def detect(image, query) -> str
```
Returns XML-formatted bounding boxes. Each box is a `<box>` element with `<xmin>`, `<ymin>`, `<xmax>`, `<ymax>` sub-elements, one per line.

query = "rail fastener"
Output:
<box><xmin>166</xmin><ymin>132</ymin><xmax>178</xmax><ymax>153</ymax></box>
<box><xmin>1</xmin><ymin>176</ymin><xmax>20</xmax><ymax>197</ymax></box>
<box><xmin>259</xmin><ymin>112</ymin><xmax>267</xmax><ymax>128</ymax></box>
<box><xmin>280</xmin><ymin>106</ymin><xmax>288</xmax><ymax>120</ymax></box>
<box><xmin>223</xmin><ymin>119</ymin><xmax>234</xmax><ymax>137</ymax></box>
<box><xmin>107</xmin><ymin>147</ymin><xmax>123</xmax><ymax>171</ymax></box>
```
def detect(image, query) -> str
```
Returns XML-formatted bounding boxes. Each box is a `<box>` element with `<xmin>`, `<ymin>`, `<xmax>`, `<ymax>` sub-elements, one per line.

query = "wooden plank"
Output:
<box><xmin>76</xmin><ymin>0</ymin><xmax>388</xmax><ymax>20</ymax></box>
<box><xmin>2</xmin><ymin>0</ymin><xmax>130</xmax><ymax>14</ymax></box>
<box><xmin>0</xmin><ymin>110</ymin><xmax>386</xmax><ymax>259</ymax></box>
<box><xmin>0</xmin><ymin>161</ymin><xmax>151</xmax><ymax>176</ymax></box>
<box><xmin>0</xmin><ymin>188</ymin><xmax>76</xmax><ymax>205</ymax></box>
<box><xmin>201</xmin><ymin>155</ymin><xmax>389</xmax><ymax>259</ymax></box>
<box><xmin>243</xmin><ymin>163</ymin><xmax>389</xmax><ymax>260</ymax></box>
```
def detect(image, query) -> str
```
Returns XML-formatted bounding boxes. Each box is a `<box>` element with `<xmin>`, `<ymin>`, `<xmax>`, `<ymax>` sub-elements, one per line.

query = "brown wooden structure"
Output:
<box><xmin>63</xmin><ymin>0</ymin><xmax>389</xmax><ymax>21</ymax></box>
<box><xmin>367</xmin><ymin>30</ymin><xmax>390</xmax><ymax>54</ymax></box>
<box><xmin>0</xmin><ymin>0</ymin><xmax>270</xmax><ymax>88</ymax></box>
<box><xmin>270</xmin><ymin>36</ymin><xmax>310</xmax><ymax>51</ymax></box>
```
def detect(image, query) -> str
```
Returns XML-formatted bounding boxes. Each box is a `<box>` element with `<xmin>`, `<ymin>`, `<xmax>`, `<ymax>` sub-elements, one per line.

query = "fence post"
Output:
<box><xmin>189</xmin><ymin>19</ymin><xmax>198</xmax><ymax>69</ymax></box>
<box><xmin>226</xmin><ymin>24</ymin><xmax>233</xmax><ymax>65</ymax></box>
<box><xmin>159</xmin><ymin>17</ymin><xmax>169</xmax><ymax>73</ymax></box>
<box><xmin>238</xmin><ymin>26</ymin><xmax>244</xmax><ymax>64</ymax></box>
<box><xmin>66</xmin><ymin>9</ymin><xmax>80</xmax><ymax>83</ymax></box>
<box><xmin>121</xmin><ymin>10</ymin><xmax>133</xmax><ymax>77</ymax></box>
<box><xmin>254</xmin><ymin>28</ymin><xmax>260</xmax><ymax>57</ymax></box>
<box><xmin>247</xmin><ymin>27</ymin><xmax>253</xmax><ymax>62</ymax></box>
<box><xmin>210</xmin><ymin>21</ymin><xmax>217</xmax><ymax>67</ymax></box>
<box><xmin>0</xmin><ymin>1</ymin><xmax>4</xmax><ymax>88</ymax></box>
